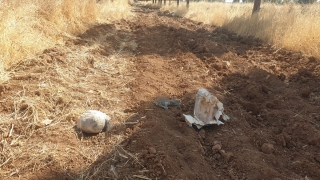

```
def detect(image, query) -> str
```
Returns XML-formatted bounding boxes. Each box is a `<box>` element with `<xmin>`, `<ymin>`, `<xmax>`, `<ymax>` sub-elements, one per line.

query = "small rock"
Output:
<box><xmin>42</xmin><ymin>119</ymin><xmax>52</xmax><ymax>126</ymax></box>
<box><xmin>270</xmin><ymin>65</ymin><xmax>277</xmax><ymax>69</ymax></box>
<box><xmin>219</xmin><ymin>150</ymin><xmax>233</xmax><ymax>161</ymax></box>
<box><xmin>261</xmin><ymin>143</ymin><xmax>275</xmax><ymax>154</ymax></box>
<box><xmin>19</xmin><ymin>102</ymin><xmax>29</xmax><ymax>111</ymax></box>
<box><xmin>34</xmin><ymin>91</ymin><xmax>41</xmax><ymax>96</ymax></box>
<box><xmin>212</xmin><ymin>144</ymin><xmax>222</xmax><ymax>154</ymax></box>
<box><xmin>213</xmin><ymin>141</ymin><xmax>221</xmax><ymax>145</ymax></box>
<box><xmin>77</xmin><ymin>110</ymin><xmax>111</xmax><ymax>133</ymax></box>
<box><xmin>222</xmin><ymin>61</ymin><xmax>230</xmax><ymax>69</ymax></box>
<box><xmin>149</xmin><ymin>147</ymin><xmax>157</xmax><ymax>154</ymax></box>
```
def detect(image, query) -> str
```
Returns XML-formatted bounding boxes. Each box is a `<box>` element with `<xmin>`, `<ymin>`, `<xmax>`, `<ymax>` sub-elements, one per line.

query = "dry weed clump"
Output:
<box><xmin>0</xmin><ymin>0</ymin><xmax>133</xmax><ymax>70</ymax></box>
<box><xmin>0</xmin><ymin>23</ymin><xmax>137</xmax><ymax>178</ymax></box>
<box><xmin>161</xmin><ymin>2</ymin><xmax>320</xmax><ymax>58</ymax></box>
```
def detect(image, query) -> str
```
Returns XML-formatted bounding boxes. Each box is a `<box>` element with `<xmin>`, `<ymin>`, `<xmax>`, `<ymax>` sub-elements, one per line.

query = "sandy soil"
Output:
<box><xmin>0</xmin><ymin>3</ymin><xmax>320</xmax><ymax>180</ymax></box>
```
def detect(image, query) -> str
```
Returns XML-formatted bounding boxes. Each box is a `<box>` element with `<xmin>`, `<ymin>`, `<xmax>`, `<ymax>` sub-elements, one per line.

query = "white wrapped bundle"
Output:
<box><xmin>184</xmin><ymin>88</ymin><xmax>230</xmax><ymax>129</ymax></box>
<box><xmin>77</xmin><ymin>110</ymin><xmax>111</xmax><ymax>133</ymax></box>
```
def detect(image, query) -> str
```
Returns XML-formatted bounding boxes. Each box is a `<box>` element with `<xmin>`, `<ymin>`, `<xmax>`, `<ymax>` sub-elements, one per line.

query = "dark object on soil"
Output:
<box><xmin>154</xmin><ymin>96</ymin><xmax>181</xmax><ymax>110</ymax></box>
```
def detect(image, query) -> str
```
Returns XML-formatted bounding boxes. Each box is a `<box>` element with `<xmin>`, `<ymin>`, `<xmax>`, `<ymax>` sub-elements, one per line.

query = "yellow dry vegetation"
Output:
<box><xmin>161</xmin><ymin>2</ymin><xmax>320</xmax><ymax>58</ymax></box>
<box><xmin>0</xmin><ymin>0</ymin><xmax>132</xmax><ymax>81</ymax></box>
<box><xmin>0</xmin><ymin>1</ymin><xmax>137</xmax><ymax>177</ymax></box>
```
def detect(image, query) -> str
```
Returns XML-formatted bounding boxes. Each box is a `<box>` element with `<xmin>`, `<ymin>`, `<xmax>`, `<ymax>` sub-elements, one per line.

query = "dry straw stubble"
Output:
<box><xmin>161</xmin><ymin>2</ymin><xmax>320</xmax><ymax>58</ymax></box>
<box><xmin>0</xmin><ymin>0</ymin><xmax>136</xmax><ymax>178</ymax></box>
<box><xmin>0</xmin><ymin>0</ymin><xmax>132</xmax><ymax>68</ymax></box>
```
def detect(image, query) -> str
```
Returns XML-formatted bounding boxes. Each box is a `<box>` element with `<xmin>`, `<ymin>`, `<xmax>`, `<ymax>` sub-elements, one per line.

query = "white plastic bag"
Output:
<box><xmin>183</xmin><ymin>88</ymin><xmax>229</xmax><ymax>129</ymax></box>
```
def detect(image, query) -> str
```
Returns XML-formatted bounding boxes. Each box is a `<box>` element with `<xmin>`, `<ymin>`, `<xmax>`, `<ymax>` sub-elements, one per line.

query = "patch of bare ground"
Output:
<box><xmin>1</xmin><ymin>3</ymin><xmax>320</xmax><ymax>180</ymax></box>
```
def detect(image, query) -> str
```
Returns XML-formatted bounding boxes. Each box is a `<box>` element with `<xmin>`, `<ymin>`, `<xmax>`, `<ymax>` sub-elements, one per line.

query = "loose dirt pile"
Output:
<box><xmin>0</xmin><ymin>3</ymin><xmax>320</xmax><ymax>180</ymax></box>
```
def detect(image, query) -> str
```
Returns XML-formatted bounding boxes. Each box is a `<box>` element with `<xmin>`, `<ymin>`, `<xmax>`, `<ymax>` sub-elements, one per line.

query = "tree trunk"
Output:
<box><xmin>186</xmin><ymin>0</ymin><xmax>189</xmax><ymax>8</ymax></box>
<box><xmin>252</xmin><ymin>0</ymin><xmax>261</xmax><ymax>15</ymax></box>
<box><xmin>177</xmin><ymin>0</ymin><xmax>179</xmax><ymax>6</ymax></box>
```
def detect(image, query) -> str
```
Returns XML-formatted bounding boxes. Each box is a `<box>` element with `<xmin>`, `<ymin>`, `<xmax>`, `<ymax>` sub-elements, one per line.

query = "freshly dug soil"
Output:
<box><xmin>1</xmin><ymin>3</ymin><xmax>319</xmax><ymax>180</ymax></box>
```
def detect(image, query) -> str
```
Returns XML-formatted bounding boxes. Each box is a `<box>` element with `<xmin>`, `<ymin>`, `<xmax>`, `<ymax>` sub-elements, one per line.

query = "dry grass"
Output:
<box><xmin>161</xmin><ymin>2</ymin><xmax>320</xmax><ymax>58</ymax></box>
<box><xmin>0</xmin><ymin>0</ymin><xmax>140</xmax><ymax>178</ymax></box>
<box><xmin>0</xmin><ymin>0</ymin><xmax>133</xmax><ymax>77</ymax></box>
<box><xmin>0</xmin><ymin>21</ymin><xmax>138</xmax><ymax>178</ymax></box>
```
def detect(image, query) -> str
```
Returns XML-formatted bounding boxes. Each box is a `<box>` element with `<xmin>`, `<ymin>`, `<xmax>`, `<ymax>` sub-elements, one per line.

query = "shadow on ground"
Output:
<box><xmin>69</xmin><ymin>6</ymin><xmax>263</xmax><ymax>61</ymax></box>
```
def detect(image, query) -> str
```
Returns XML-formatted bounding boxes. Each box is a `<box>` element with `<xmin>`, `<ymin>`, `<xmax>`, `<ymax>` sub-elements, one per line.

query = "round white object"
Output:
<box><xmin>77</xmin><ymin>110</ymin><xmax>111</xmax><ymax>133</ymax></box>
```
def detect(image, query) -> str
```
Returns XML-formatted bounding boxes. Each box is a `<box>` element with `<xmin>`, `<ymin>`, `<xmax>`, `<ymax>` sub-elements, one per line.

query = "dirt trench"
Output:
<box><xmin>1</xmin><ymin>3</ymin><xmax>320</xmax><ymax>180</ymax></box>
